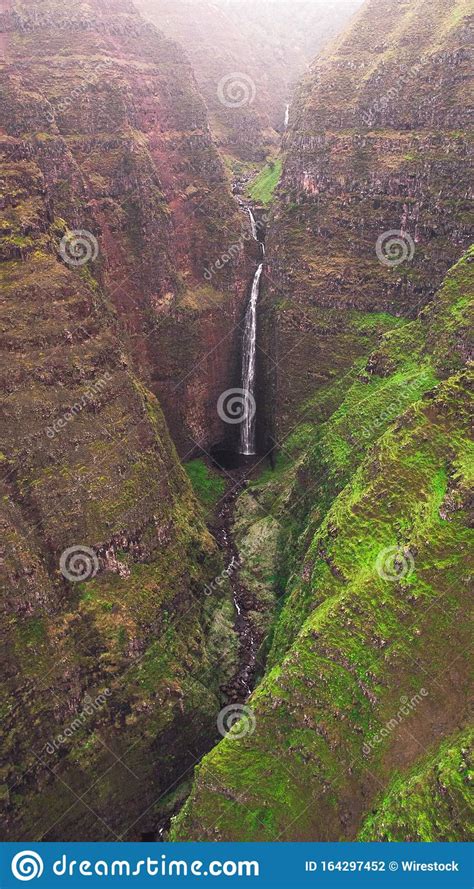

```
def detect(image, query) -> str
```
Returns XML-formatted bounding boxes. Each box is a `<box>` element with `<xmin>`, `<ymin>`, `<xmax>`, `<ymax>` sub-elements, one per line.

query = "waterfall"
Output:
<box><xmin>240</xmin><ymin>209</ymin><xmax>264</xmax><ymax>456</ymax></box>
<box><xmin>247</xmin><ymin>207</ymin><xmax>258</xmax><ymax>240</ymax></box>
<box><xmin>284</xmin><ymin>102</ymin><xmax>289</xmax><ymax>128</ymax></box>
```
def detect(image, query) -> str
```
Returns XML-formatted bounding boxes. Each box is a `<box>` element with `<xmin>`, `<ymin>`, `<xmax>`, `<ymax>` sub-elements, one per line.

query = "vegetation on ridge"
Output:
<box><xmin>171</xmin><ymin>249</ymin><xmax>473</xmax><ymax>841</ymax></box>
<box><xmin>359</xmin><ymin>727</ymin><xmax>473</xmax><ymax>841</ymax></box>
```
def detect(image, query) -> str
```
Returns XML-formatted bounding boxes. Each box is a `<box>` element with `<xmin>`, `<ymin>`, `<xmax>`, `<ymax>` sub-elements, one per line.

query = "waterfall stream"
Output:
<box><xmin>247</xmin><ymin>206</ymin><xmax>258</xmax><ymax>240</ymax></box>
<box><xmin>240</xmin><ymin>209</ymin><xmax>264</xmax><ymax>456</ymax></box>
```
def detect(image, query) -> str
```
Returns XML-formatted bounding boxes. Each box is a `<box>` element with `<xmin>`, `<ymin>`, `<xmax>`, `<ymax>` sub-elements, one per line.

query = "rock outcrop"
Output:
<box><xmin>1</xmin><ymin>0</ymin><xmax>253</xmax><ymax>455</ymax></box>
<box><xmin>260</xmin><ymin>0</ymin><xmax>473</xmax><ymax>438</ymax></box>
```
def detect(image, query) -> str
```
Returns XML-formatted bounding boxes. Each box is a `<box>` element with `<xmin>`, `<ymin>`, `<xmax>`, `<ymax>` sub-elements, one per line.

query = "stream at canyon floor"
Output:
<box><xmin>152</xmin><ymin>458</ymin><xmax>266</xmax><ymax>842</ymax></box>
<box><xmin>213</xmin><ymin>462</ymin><xmax>265</xmax><ymax>704</ymax></box>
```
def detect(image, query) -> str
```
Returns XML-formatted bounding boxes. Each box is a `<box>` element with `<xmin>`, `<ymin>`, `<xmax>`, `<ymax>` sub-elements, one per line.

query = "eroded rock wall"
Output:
<box><xmin>261</xmin><ymin>0</ymin><xmax>473</xmax><ymax>439</ymax></box>
<box><xmin>0</xmin><ymin>0</ymin><xmax>244</xmax><ymax>839</ymax></box>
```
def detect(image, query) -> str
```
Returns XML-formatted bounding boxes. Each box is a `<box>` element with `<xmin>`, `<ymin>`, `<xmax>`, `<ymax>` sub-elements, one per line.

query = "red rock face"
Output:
<box><xmin>0</xmin><ymin>0</ymin><xmax>252</xmax><ymax>455</ymax></box>
<box><xmin>0</xmin><ymin>0</ymin><xmax>251</xmax><ymax>841</ymax></box>
<box><xmin>260</xmin><ymin>0</ymin><xmax>473</xmax><ymax>439</ymax></box>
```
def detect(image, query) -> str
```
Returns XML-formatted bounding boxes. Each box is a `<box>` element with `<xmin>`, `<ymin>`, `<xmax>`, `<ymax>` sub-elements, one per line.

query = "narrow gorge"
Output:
<box><xmin>0</xmin><ymin>0</ymin><xmax>472</xmax><ymax>847</ymax></box>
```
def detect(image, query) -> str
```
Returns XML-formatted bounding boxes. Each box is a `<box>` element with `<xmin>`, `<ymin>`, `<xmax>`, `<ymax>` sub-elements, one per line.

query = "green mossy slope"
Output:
<box><xmin>247</xmin><ymin>159</ymin><xmax>283</xmax><ymax>205</ymax></box>
<box><xmin>359</xmin><ymin>728</ymin><xmax>473</xmax><ymax>841</ymax></box>
<box><xmin>268</xmin><ymin>248</ymin><xmax>473</xmax><ymax>664</ymax></box>
<box><xmin>171</xmin><ymin>249</ymin><xmax>473</xmax><ymax>841</ymax></box>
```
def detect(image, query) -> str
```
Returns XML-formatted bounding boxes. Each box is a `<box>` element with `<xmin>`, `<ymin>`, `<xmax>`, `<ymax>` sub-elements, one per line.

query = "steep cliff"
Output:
<box><xmin>0</xmin><ymin>0</ymin><xmax>242</xmax><ymax>839</ymax></box>
<box><xmin>136</xmin><ymin>0</ymin><xmax>362</xmax><ymax>162</ymax></box>
<box><xmin>0</xmin><ymin>0</ymin><xmax>253</xmax><ymax>456</ymax></box>
<box><xmin>260</xmin><ymin>0</ymin><xmax>473</xmax><ymax>439</ymax></box>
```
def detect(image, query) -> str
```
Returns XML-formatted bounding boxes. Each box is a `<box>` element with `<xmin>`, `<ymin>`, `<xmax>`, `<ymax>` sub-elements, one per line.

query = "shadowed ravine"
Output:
<box><xmin>156</xmin><ymin>202</ymin><xmax>270</xmax><ymax>839</ymax></box>
<box><xmin>213</xmin><ymin>469</ymin><xmax>262</xmax><ymax>703</ymax></box>
<box><xmin>210</xmin><ymin>204</ymin><xmax>268</xmax><ymax>701</ymax></box>
<box><xmin>227</xmin><ymin>204</ymin><xmax>268</xmax><ymax>694</ymax></box>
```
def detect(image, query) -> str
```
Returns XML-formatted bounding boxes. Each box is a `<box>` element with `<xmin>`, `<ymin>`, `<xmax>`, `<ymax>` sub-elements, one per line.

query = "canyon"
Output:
<box><xmin>135</xmin><ymin>0</ymin><xmax>363</xmax><ymax>162</ymax></box>
<box><xmin>0</xmin><ymin>0</ymin><xmax>473</xmax><ymax>844</ymax></box>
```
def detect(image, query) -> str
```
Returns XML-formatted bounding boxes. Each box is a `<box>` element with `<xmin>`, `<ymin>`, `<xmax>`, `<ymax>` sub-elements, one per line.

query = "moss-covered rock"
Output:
<box><xmin>359</xmin><ymin>728</ymin><xmax>474</xmax><ymax>841</ymax></box>
<box><xmin>171</xmin><ymin>248</ymin><xmax>473</xmax><ymax>841</ymax></box>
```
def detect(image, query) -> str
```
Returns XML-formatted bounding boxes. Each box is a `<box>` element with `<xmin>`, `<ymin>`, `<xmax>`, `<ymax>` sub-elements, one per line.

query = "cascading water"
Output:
<box><xmin>247</xmin><ymin>207</ymin><xmax>258</xmax><ymax>240</ymax></box>
<box><xmin>284</xmin><ymin>102</ymin><xmax>290</xmax><ymax>128</ymax></box>
<box><xmin>240</xmin><ymin>209</ymin><xmax>264</xmax><ymax>456</ymax></box>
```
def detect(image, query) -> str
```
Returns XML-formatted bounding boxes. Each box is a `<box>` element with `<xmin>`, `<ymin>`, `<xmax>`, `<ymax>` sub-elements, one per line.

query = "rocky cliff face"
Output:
<box><xmin>136</xmin><ymin>0</ymin><xmax>362</xmax><ymax>161</ymax></box>
<box><xmin>0</xmin><ymin>0</ymin><xmax>243</xmax><ymax>839</ymax></box>
<box><xmin>0</xmin><ymin>0</ymin><xmax>253</xmax><ymax>456</ymax></box>
<box><xmin>171</xmin><ymin>0</ymin><xmax>473</xmax><ymax>842</ymax></box>
<box><xmin>260</xmin><ymin>0</ymin><xmax>473</xmax><ymax>439</ymax></box>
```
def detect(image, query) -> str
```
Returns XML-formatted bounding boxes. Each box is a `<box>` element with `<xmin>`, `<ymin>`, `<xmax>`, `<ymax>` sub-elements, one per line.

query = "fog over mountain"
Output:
<box><xmin>136</xmin><ymin>0</ymin><xmax>363</xmax><ymax>158</ymax></box>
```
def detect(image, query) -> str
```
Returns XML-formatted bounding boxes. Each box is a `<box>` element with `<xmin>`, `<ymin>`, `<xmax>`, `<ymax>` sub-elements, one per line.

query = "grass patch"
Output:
<box><xmin>247</xmin><ymin>159</ymin><xmax>283</xmax><ymax>204</ymax></box>
<box><xmin>185</xmin><ymin>458</ymin><xmax>225</xmax><ymax>512</ymax></box>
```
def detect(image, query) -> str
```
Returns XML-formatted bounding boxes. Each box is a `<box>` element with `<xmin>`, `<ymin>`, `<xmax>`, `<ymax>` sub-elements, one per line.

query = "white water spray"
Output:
<box><xmin>240</xmin><ymin>209</ymin><xmax>264</xmax><ymax>456</ymax></box>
